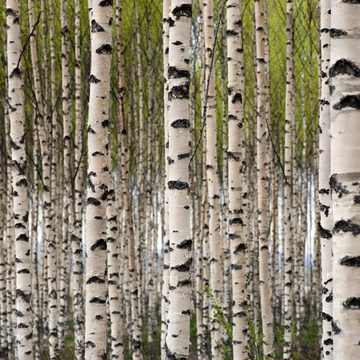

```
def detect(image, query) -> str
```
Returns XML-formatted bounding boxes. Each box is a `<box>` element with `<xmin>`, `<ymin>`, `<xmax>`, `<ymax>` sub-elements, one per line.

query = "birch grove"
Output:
<box><xmin>0</xmin><ymin>0</ymin><xmax>359</xmax><ymax>359</ymax></box>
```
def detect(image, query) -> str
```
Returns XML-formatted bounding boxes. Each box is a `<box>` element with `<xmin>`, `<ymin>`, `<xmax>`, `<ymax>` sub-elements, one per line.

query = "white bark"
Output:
<box><xmin>226</xmin><ymin>0</ymin><xmax>248</xmax><ymax>357</ymax></box>
<box><xmin>254</xmin><ymin>0</ymin><xmax>274</xmax><ymax>356</ymax></box>
<box><xmin>283</xmin><ymin>0</ymin><xmax>295</xmax><ymax>357</ymax></box>
<box><xmin>330</xmin><ymin>1</ymin><xmax>360</xmax><ymax>359</ymax></box>
<box><xmin>106</xmin><ymin>181</ymin><xmax>124</xmax><ymax>360</ymax></box>
<box><xmin>72</xmin><ymin>0</ymin><xmax>85</xmax><ymax>357</ymax></box>
<box><xmin>165</xmin><ymin>1</ymin><xmax>193</xmax><ymax>358</ymax></box>
<box><xmin>59</xmin><ymin>0</ymin><xmax>72</xmax><ymax>351</ymax></box>
<box><xmin>85</xmin><ymin>0</ymin><xmax>112</xmax><ymax>358</ymax></box>
<box><xmin>202</xmin><ymin>0</ymin><xmax>222</xmax><ymax>356</ymax></box>
<box><xmin>319</xmin><ymin>0</ymin><xmax>332</xmax><ymax>358</ymax></box>
<box><xmin>161</xmin><ymin>1</ymin><xmax>171</xmax><ymax>358</ymax></box>
<box><xmin>6</xmin><ymin>1</ymin><xmax>33</xmax><ymax>358</ymax></box>
<box><xmin>48</xmin><ymin>2</ymin><xmax>59</xmax><ymax>356</ymax></box>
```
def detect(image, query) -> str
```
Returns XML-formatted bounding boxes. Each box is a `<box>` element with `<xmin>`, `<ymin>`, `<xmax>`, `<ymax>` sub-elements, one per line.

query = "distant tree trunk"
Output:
<box><xmin>226</xmin><ymin>0</ymin><xmax>248</xmax><ymax>357</ymax></box>
<box><xmin>47</xmin><ymin>2</ymin><xmax>59</xmax><ymax>356</ymax></box>
<box><xmin>330</xmin><ymin>1</ymin><xmax>360</xmax><ymax>358</ymax></box>
<box><xmin>27</xmin><ymin>0</ymin><xmax>42</xmax><ymax>356</ymax></box>
<box><xmin>319</xmin><ymin>0</ymin><xmax>332</xmax><ymax>358</ymax></box>
<box><xmin>6</xmin><ymin>164</ymin><xmax>15</xmax><ymax>354</ymax></box>
<box><xmin>123</xmin><ymin>148</ymin><xmax>142</xmax><ymax>360</ymax></box>
<box><xmin>106</xmin><ymin>178</ymin><xmax>124</xmax><ymax>360</ymax></box>
<box><xmin>85</xmin><ymin>0</ymin><xmax>112</xmax><ymax>358</ymax></box>
<box><xmin>116</xmin><ymin>23</ymin><xmax>142</xmax><ymax>360</ymax></box>
<box><xmin>195</xmin><ymin>189</ymin><xmax>205</xmax><ymax>360</ymax></box>
<box><xmin>72</xmin><ymin>0</ymin><xmax>85</xmax><ymax>357</ymax></box>
<box><xmin>134</xmin><ymin>0</ymin><xmax>146</xmax><ymax>328</ymax></box>
<box><xmin>202</xmin><ymin>0</ymin><xmax>223</xmax><ymax>357</ymax></box>
<box><xmin>254</xmin><ymin>0</ymin><xmax>274</xmax><ymax>356</ymax></box>
<box><xmin>6</xmin><ymin>1</ymin><xmax>33</xmax><ymax>358</ymax></box>
<box><xmin>282</xmin><ymin>0</ymin><xmax>295</xmax><ymax>357</ymax></box>
<box><xmin>165</xmin><ymin>1</ymin><xmax>193</xmax><ymax>359</ymax></box>
<box><xmin>220</xmin><ymin>10</ymin><xmax>230</xmax><ymax>329</ymax></box>
<box><xmin>199</xmin><ymin>12</ymin><xmax>210</xmax><ymax>358</ymax></box>
<box><xmin>0</xmin><ymin>160</ymin><xmax>6</xmax><ymax>356</ymax></box>
<box><xmin>59</xmin><ymin>0</ymin><xmax>72</xmax><ymax>351</ymax></box>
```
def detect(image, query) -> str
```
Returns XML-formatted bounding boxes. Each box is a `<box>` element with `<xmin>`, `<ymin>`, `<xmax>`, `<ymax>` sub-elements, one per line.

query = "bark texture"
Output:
<box><xmin>6</xmin><ymin>1</ymin><xmax>33</xmax><ymax>358</ymax></box>
<box><xmin>330</xmin><ymin>1</ymin><xmax>360</xmax><ymax>359</ymax></box>
<box><xmin>283</xmin><ymin>0</ymin><xmax>295</xmax><ymax>357</ymax></box>
<box><xmin>254</xmin><ymin>0</ymin><xmax>274</xmax><ymax>356</ymax></box>
<box><xmin>85</xmin><ymin>1</ymin><xmax>112</xmax><ymax>358</ymax></box>
<box><xmin>319</xmin><ymin>0</ymin><xmax>333</xmax><ymax>358</ymax></box>
<box><xmin>226</xmin><ymin>0</ymin><xmax>248</xmax><ymax>357</ymax></box>
<box><xmin>165</xmin><ymin>1</ymin><xmax>193</xmax><ymax>358</ymax></box>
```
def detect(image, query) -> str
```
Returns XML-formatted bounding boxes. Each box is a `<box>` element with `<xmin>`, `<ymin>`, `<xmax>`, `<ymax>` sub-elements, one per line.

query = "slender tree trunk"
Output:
<box><xmin>226</xmin><ymin>0</ymin><xmax>248</xmax><ymax>357</ymax></box>
<box><xmin>165</xmin><ymin>1</ymin><xmax>193</xmax><ymax>358</ymax></box>
<box><xmin>254</xmin><ymin>0</ymin><xmax>274</xmax><ymax>356</ymax></box>
<box><xmin>282</xmin><ymin>0</ymin><xmax>295</xmax><ymax>357</ymax></box>
<box><xmin>85</xmin><ymin>1</ymin><xmax>112</xmax><ymax>358</ymax></box>
<box><xmin>202</xmin><ymin>0</ymin><xmax>223</xmax><ymax>356</ymax></box>
<box><xmin>106</xmin><ymin>178</ymin><xmax>124</xmax><ymax>359</ymax></box>
<box><xmin>6</xmin><ymin>1</ymin><xmax>33</xmax><ymax>358</ymax></box>
<box><xmin>319</xmin><ymin>0</ymin><xmax>332</xmax><ymax>358</ymax></box>
<box><xmin>59</xmin><ymin>0</ymin><xmax>72</xmax><ymax>351</ymax></box>
<box><xmin>134</xmin><ymin>0</ymin><xmax>145</xmax><ymax>328</ymax></box>
<box><xmin>161</xmin><ymin>1</ymin><xmax>170</xmax><ymax>358</ymax></box>
<box><xmin>0</xmin><ymin>160</ymin><xmax>7</xmax><ymax>356</ymax></box>
<box><xmin>48</xmin><ymin>2</ymin><xmax>58</xmax><ymax>356</ymax></box>
<box><xmin>72</xmin><ymin>0</ymin><xmax>85</xmax><ymax>357</ymax></box>
<box><xmin>118</xmin><ymin>42</ymin><xmax>143</xmax><ymax>360</ymax></box>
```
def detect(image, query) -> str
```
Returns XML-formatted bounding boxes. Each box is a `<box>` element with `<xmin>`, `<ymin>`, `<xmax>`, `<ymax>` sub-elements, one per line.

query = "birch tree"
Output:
<box><xmin>319</xmin><ymin>0</ymin><xmax>333</xmax><ymax>358</ymax></box>
<box><xmin>254</xmin><ymin>0</ymin><xmax>274</xmax><ymax>356</ymax></box>
<box><xmin>161</xmin><ymin>0</ymin><xmax>171</xmax><ymax>358</ymax></box>
<box><xmin>330</xmin><ymin>1</ymin><xmax>360</xmax><ymax>358</ymax></box>
<box><xmin>165</xmin><ymin>1</ymin><xmax>193</xmax><ymax>358</ymax></box>
<box><xmin>226</xmin><ymin>0</ymin><xmax>248</xmax><ymax>357</ymax></box>
<box><xmin>202</xmin><ymin>0</ymin><xmax>223</xmax><ymax>356</ymax></box>
<box><xmin>85</xmin><ymin>0</ymin><xmax>112</xmax><ymax>358</ymax></box>
<box><xmin>6</xmin><ymin>1</ymin><xmax>33</xmax><ymax>358</ymax></box>
<box><xmin>283</xmin><ymin>0</ymin><xmax>295</xmax><ymax>357</ymax></box>
<box><xmin>72</xmin><ymin>0</ymin><xmax>85</xmax><ymax>357</ymax></box>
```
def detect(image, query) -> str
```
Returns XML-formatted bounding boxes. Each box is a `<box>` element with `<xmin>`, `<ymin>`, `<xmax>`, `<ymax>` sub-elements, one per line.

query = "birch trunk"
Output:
<box><xmin>319</xmin><ymin>0</ymin><xmax>332</xmax><ymax>358</ymax></box>
<box><xmin>72</xmin><ymin>0</ymin><xmax>85</xmax><ymax>357</ymax></box>
<box><xmin>254</xmin><ymin>0</ymin><xmax>274</xmax><ymax>356</ymax></box>
<box><xmin>0</xmin><ymin>151</ymin><xmax>7</xmax><ymax>356</ymax></box>
<box><xmin>282</xmin><ymin>0</ymin><xmax>295</xmax><ymax>357</ymax></box>
<box><xmin>202</xmin><ymin>0</ymin><xmax>222</xmax><ymax>356</ymax></box>
<box><xmin>106</xmin><ymin>180</ymin><xmax>124</xmax><ymax>359</ymax></box>
<box><xmin>161</xmin><ymin>1</ymin><xmax>170</xmax><ymax>357</ymax></box>
<box><xmin>59</xmin><ymin>0</ymin><xmax>72</xmax><ymax>350</ymax></box>
<box><xmin>226</xmin><ymin>0</ymin><xmax>248</xmax><ymax>357</ymax></box>
<box><xmin>330</xmin><ymin>1</ymin><xmax>360</xmax><ymax>358</ymax></box>
<box><xmin>6</xmin><ymin>1</ymin><xmax>33</xmax><ymax>357</ymax></box>
<box><xmin>165</xmin><ymin>1</ymin><xmax>193</xmax><ymax>358</ymax></box>
<box><xmin>85</xmin><ymin>0</ymin><xmax>112</xmax><ymax>357</ymax></box>
<box><xmin>48</xmin><ymin>2</ymin><xmax>58</xmax><ymax>356</ymax></box>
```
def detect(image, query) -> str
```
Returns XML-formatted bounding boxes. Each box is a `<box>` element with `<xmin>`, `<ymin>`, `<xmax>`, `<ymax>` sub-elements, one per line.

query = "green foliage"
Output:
<box><xmin>190</xmin><ymin>314</ymin><xmax>198</xmax><ymax>355</ymax></box>
<box><xmin>205</xmin><ymin>285</ymin><xmax>233</xmax><ymax>360</ymax></box>
<box><xmin>247</xmin><ymin>311</ymin><xmax>262</xmax><ymax>360</ymax></box>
